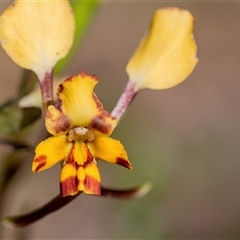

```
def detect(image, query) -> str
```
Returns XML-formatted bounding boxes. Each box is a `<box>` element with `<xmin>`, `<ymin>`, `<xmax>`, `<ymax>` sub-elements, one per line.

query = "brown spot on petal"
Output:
<box><xmin>91</xmin><ymin>93</ymin><xmax>116</xmax><ymax>134</ymax></box>
<box><xmin>91</xmin><ymin>115</ymin><xmax>113</xmax><ymax>134</ymax></box>
<box><xmin>58</xmin><ymin>83</ymin><xmax>64</xmax><ymax>94</ymax></box>
<box><xmin>84</xmin><ymin>175</ymin><xmax>101</xmax><ymax>195</ymax></box>
<box><xmin>92</xmin><ymin>93</ymin><xmax>103</xmax><ymax>109</ymax></box>
<box><xmin>80</xmin><ymin>71</ymin><xmax>98</xmax><ymax>82</ymax></box>
<box><xmin>60</xmin><ymin>176</ymin><xmax>78</xmax><ymax>197</ymax></box>
<box><xmin>86</xmin><ymin>146</ymin><xmax>94</xmax><ymax>163</ymax></box>
<box><xmin>55</xmin><ymin>99</ymin><xmax>62</xmax><ymax>110</ymax></box>
<box><xmin>116</xmin><ymin>157</ymin><xmax>132</xmax><ymax>170</ymax></box>
<box><xmin>33</xmin><ymin>155</ymin><xmax>47</xmax><ymax>172</ymax></box>
<box><xmin>55</xmin><ymin>115</ymin><xmax>70</xmax><ymax>134</ymax></box>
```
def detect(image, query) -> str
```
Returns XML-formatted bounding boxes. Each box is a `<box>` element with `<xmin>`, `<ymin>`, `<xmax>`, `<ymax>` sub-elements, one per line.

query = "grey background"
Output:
<box><xmin>1</xmin><ymin>1</ymin><xmax>240</xmax><ymax>239</ymax></box>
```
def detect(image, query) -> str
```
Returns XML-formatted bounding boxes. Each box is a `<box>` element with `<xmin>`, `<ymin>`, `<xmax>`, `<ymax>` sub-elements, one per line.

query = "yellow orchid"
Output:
<box><xmin>32</xmin><ymin>72</ymin><xmax>132</xmax><ymax>197</ymax></box>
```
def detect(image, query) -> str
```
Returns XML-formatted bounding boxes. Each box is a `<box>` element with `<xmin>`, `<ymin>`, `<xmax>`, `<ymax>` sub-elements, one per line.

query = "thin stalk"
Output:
<box><xmin>39</xmin><ymin>71</ymin><xmax>54</xmax><ymax>114</ymax></box>
<box><xmin>111</xmin><ymin>81</ymin><xmax>138</xmax><ymax>122</ymax></box>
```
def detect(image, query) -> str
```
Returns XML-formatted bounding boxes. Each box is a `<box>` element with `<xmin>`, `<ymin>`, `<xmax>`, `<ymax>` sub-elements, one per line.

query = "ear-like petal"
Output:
<box><xmin>126</xmin><ymin>7</ymin><xmax>198</xmax><ymax>91</ymax></box>
<box><xmin>0</xmin><ymin>0</ymin><xmax>75</xmax><ymax>81</ymax></box>
<box><xmin>50</xmin><ymin>72</ymin><xmax>116</xmax><ymax>136</ymax></box>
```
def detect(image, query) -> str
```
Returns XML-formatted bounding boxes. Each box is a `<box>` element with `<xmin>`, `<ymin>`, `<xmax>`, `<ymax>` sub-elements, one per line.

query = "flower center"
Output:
<box><xmin>67</xmin><ymin>126</ymin><xmax>94</xmax><ymax>142</ymax></box>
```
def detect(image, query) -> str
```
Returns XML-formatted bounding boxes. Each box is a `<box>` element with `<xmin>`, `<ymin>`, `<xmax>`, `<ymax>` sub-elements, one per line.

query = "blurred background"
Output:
<box><xmin>1</xmin><ymin>1</ymin><xmax>240</xmax><ymax>239</ymax></box>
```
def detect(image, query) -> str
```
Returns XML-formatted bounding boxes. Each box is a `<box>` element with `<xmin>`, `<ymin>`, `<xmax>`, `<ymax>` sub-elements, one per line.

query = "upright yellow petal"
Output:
<box><xmin>32</xmin><ymin>135</ymin><xmax>72</xmax><ymax>172</ymax></box>
<box><xmin>0</xmin><ymin>0</ymin><xmax>75</xmax><ymax>81</ymax></box>
<box><xmin>88</xmin><ymin>137</ymin><xmax>132</xmax><ymax>170</ymax></box>
<box><xmin>54</xmin><ymin>72</ymin><xmax>116</xmax><ymax>135</ymax></box>
<box><xmin>126</xmin><ymin>7</ymin><xmax>198</xmax><ymax>91</ymax></box>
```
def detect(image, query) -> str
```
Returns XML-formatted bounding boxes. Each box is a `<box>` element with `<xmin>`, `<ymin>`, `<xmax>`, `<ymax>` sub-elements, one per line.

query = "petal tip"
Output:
<box><xmin>32</xmin><ymin>155</ymin><xmax>47</xmax><ymax>172</ymax></box>
<box><xmin>116</xmin><ymin>157</ymin><xmax>132</xmax><ymax>170</ymax></box>
<box><xmin>60</xmin><ymin>176</ymin><xmax>78</xmax><ymax>197</ymax></box>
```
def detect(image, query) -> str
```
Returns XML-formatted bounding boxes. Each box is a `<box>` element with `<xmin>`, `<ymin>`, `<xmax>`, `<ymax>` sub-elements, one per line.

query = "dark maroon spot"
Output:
<box><xmin>60</xmin><ymin>176</ymin><xmax>78</xmax><ymax>197</ymax></box>
<box><xmin>92</xmin><ymin>93</ymin><xmax>103</xmax><ymax>109</ymax></box>
<box><xmin>116</xmin><ymin>157</ymin><xmax>132</xmax><ymax>170</ymax></box>
<box><xmin>80</xmin><ymin>71</ymin><xmax>98</xmax><ymax>82</ymax></box>
<box><xmin>85</xmin><ymin>146</ymin><xmax>94</xmax><ymax>163</ymax></box>
<box><xmin>66</xmin><ymin>146</ymin><xmax>75</xmax><ymax>164</ymax></box>
<box><xmin>34</xmin><ymin>155</ymin><xmax>47</xmax><ymax>172</ymax></box>
<box><xmin>55</xmin><ymin>99</ymin><xmax>62</xmax><ymax>110</ymax></box>
<box><xmin>64</xmin><ymin>75</ymin><xmax>74</xmax><ymax>82</ymax></box>
<box><xmin>58</xmin><ymin>84</ymin><xmax>64</xmax><ymax>93</ymax></box>
<box><xmin>91</xmin><ymin>115</ymin><xmax>112</xmax><ymax>134</ymax></box>
<box><xmin>54</xmin><ymin>116</ymin><xmax>70</xmax><ymax>134</ymax></box>
<box><xmin>84</xmin><ymin>175</ymin><xmax>100</xmax><ymax>195</ymax></box>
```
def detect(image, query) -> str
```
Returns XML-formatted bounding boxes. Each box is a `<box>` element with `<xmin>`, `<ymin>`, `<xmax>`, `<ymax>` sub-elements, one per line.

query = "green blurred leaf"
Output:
<box><xmin>54</xmin><ymin>1</ymin><xmax>100</xmax><ymax>76</ymax></box>
<box><xmin>0</xmin><ymin>107</ymin><xmax>41</xmax><ymax>135</ymax></box>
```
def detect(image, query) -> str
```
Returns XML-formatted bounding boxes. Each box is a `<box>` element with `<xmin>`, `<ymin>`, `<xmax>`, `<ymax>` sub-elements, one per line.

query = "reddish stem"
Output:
<box><xmin>39</xmin><ymin>71</ymin><xmax>54</xmax><ymax>113</ymax></box>
<box><xmin>111</xmin><ymin>80</ymin><xmax>137</xmax><ymax>122</ymax></box>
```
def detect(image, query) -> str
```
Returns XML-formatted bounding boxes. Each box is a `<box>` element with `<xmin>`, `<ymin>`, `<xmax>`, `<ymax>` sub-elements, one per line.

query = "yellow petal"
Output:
<box><xmin>60</xmin><ymin>164</ymin><xmax>78</xmax><ymax>197</ymax></box>
<box><xmin>0</xmin><ymin>0</ymin><xmax>75</xmax><ymax>81</ymax></box>
<box><xmin>32</xmin><ymin>135</ymin><xmax>71</xmax><ymax>172</ymax></box>
<box><xmin>78</xmin><ymin>163</ymin><xmax>101</xmax><ymax>195</ymax></box>
<box><xmin>67</xmin><ymin>141</ymin><xmax>87</xmax><ymax>166</ymax></box>
<box><xmin>50</xmin><ymin>72</ymin><xmax>116</xmax><ymax>136</ymax></box>
<box><xmin>88</xmin><ymin>137</ymin><xmax>132</xmax><ymax>170</ymax></box>
<box><xmin>126</xmin><ymin>7</ymin><xmax>198</xmax><ymax>91</ymax></box>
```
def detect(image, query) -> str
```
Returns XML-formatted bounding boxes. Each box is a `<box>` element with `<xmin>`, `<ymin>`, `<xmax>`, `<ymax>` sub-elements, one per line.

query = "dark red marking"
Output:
<box><xmin>57</xmin><ymin>83</ymin><xmax>64</xmax><ymax>93</ymax></box>
<box><xmin>79</xmin><ymin>71</ymin><xmax>98</xmax><ymax>81</ymax></box>
<box><xmin>92</xmin><ymin>93</ymin><xmax>103</xmax><ymax>109</ymax></box>
<box><xmin>116</xmin><ymin>157</ymin><xmax>132</xmax><ymax>170</ymax></box>
<box><xmin>33</xmin><ymin>155</ymin><xmax>47</xmax><ymax>172</ymax></box>
<box><xmin>60</xmin><ymin>176</ymin><xmax>78</xmax><ymax>197</ymax></box>
<box><xmin>84</xmin><ymin>175</ymin><xmax>101</xmax><ymax>195</ymax></box>
<box><xmin>85</xmin><ymin>145</ymin><xmax>94</xmax><ymax>162</ymax></box>
<box><xmin>91</xmin><ymin>115</ymin><xmax>113</xmax><ymax>134</ymax></box>
<box><xmin>55</xmin><ymin>99</ymin><xmax>62</xmax><ymax>110</ymax></box>
<box><xmin>66</xmin><ymin>144</ymin><xmax>94</xmax><ymax>170</ymax></box>
<box><xmin>67</xmin><ymin>146</ymin><xmax>75</xmax><ymax>164</ymax></box>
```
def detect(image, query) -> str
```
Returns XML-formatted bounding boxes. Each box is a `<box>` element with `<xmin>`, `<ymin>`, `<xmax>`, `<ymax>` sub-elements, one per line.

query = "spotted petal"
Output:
<box><xmin>77</xmin><ymin>162</ymin><xmax>101</xmax><ymax>195</ymax></box>
<box><xmin>126</xmin><ymin>7</ymin><xmax>198</xmax><ymax>91</ymax></box>
<box><xmin>72</xmin><ymin>142</ymin><xmax>101</xmax><ymax>195</ymax></box>
<box><xmin>46</xmin><ymin>72</ymin><xmax>116</xmax><ymax>136</ymax></box>
<box><xmin>88</xmin><ymin>137</ymin><xmax>132</xmax><ymax>169</ymax></box>
<box><xmin>32</xmin><ymin>135</ymin><xmax>71</xmax><ymax>173</ymax></box>
<box><xmin>61</xmin><ymin>141</ymin><xmax>101</xmax><ymax>196</ymax></box>
<box><xmin>0</xmin><ymin>0</ymin><xmax>75</xmax><ymax>81</ymax></box>
<box><xmin>60</xmin><ymin>164</ymin><xmax>78</xmax><ymax>197</ymax></box>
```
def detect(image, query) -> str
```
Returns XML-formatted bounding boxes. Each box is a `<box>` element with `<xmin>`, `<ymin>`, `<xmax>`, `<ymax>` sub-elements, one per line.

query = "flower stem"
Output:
<box><xmin>1</xmin><ymin>183</ymin><xmax>151</xmax><ymax>228</ymax></box>
<box><xmin>39</xmin><ymin>71</ymin><xmax>54</xmax><ymax>113</ymax></box>
<box><xmin>111</xmin><ymin>80</ymin><xmax>137</xmax><ymax>122</ymax></box>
